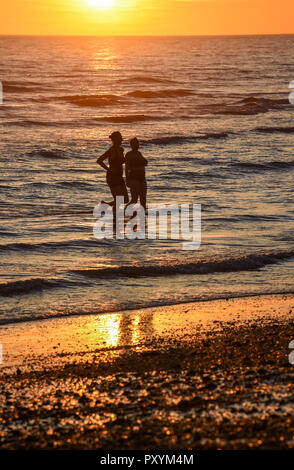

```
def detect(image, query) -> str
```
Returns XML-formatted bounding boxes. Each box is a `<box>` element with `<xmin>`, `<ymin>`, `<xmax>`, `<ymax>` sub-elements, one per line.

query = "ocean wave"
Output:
<box><xmin>4</xmin><ymin>115</ymin><xmax>165</xmax><ymax>127</ymax></box>
<box><xmin>0</xmin><ymin>231</ymin><xmax>18</xmax><ymax>237</ymax></box>
<box><xmin>127</xmin><ymin>89</ymin><xmax>194</xmax><ymax>98</ymax></box>
<box><xmin>4</xmin><ymin>80</ymin><xmax>43</xmax><ymax>86</ymax></box>
<box><xmin>0</xmin><ymin>278</ymin><xmax>60</xmax><ymax>297</ymax></box>
<box><xmin>2</xmin><ymin>120</ymin><xmax>67</xmax><ymax>128</ymax></box>
<box><xmin>118</xmin><ymin>76</ymin><xmax>178</xmax><ymax>84</ymax></box>
<box><xmin>25</xmin><ymin>149</ymin><xmax>68</xmax><ymax>159</ymax></box>
<box><xmin>25</xmin><ymin>180</ymin><xmax>95</xmax><ymax>191</ymax></box>
<box><xmin>164</xmin><ymin>170</ymin><xmax>198</xmax><ymax>180</ymax></box>
<box><xmin>145</xmin><ymin>132</ymin><xmax>228</xmax><ymax>145</ymax></box>
<box><xmin>3</xmin><ymin>83</ymin><xmax>47</xmax><ymax>93</ymax></box>
<box><xmin>94</xmin><ymin>114</ymin><xmax>162</xmax><ymax>123</ymax></box>
<box><xmin>163</xmin><ymin>169</ymin><xmax>228</xmax><ymax>181</ymax></box>
<box><xmin>56</xmin><ymin>94</ymin><xmax>123</xmax><ymax>107</ymax></box>
<box><xmin>208</xmin><ymin>96</ymin><xmax>289</xmax><ymax>116</ymax></box>
<box><xmin>255</xmin><ymin>126</ymin><xmax>294</xmax><ymax>134</ymax></box>
<box><xmin>240</xmin><ymin>96</ymin><xmax>288</xmax><ymax>105</ymax></box>
<box><xmin>72</xmin><ymin>250</ymin><xmax>294</xmax><ymax>279</ymax></box>
<box><xmin>3</xmin><ymin>119</ymin><xmax>87</xmax><ymax>128</ymax></box>
<box><xmin>0</xmin><ymin>238</ymin><xmax>108</xmax><ymax>253</ymax></box>
<box><xmin>164</xmin><ymin>169</ymin><xmax>226</xmax><ymax>180</ymax></box>
<box><xmin>56</xmin><ymin>181</ymin><xmax>94</xmax><ymax>189</ymax></box>
<box><xmin>231</xmin><ymin>160</ymin><xmax>294</xmax><ymax>171</ymax></box>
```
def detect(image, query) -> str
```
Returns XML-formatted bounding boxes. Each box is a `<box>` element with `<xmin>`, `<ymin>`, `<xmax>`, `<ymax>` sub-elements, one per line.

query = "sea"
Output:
<box><xmin>0</xmin><ymin>35</ymin><xmax>294</xmax><ymax>325</ymax></box>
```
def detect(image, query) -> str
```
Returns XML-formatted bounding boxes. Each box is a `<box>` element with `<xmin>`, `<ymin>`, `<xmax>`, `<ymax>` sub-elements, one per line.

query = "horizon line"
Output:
<box><xmin>1</xmin><ymin>33</ymin><xmax>294</xmax><ymax>38</ymax></box>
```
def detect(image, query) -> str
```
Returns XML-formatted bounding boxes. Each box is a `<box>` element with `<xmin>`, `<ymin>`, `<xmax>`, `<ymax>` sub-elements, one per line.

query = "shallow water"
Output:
<box><xmin>0</xmin><ymin>35</ymin><xmax>294</xmax><ymax>324</ymax></box>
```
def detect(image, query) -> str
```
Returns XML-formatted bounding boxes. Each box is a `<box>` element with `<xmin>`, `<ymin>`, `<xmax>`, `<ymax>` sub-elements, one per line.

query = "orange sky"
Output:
<box><xmin>1</xmin><ymin>0</ymin><xmax>294</xmax><ymax>36</ymax></box>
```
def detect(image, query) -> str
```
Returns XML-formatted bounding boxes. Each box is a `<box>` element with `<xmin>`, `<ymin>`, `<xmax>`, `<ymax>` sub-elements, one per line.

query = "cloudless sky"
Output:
<box><xmin>2</xmin><ymin>0</ymin><xmax>294</xmax><ymax>36</ymax></box>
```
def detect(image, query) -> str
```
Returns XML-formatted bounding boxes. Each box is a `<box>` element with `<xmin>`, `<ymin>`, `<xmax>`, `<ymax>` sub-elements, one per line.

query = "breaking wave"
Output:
<box><xmin>72</xmin><ymin>250</ymin><xmax>294</xmax><ymax>279</ymax></box>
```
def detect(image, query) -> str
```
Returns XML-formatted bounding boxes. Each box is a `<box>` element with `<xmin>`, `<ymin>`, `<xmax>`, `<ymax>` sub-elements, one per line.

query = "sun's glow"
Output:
<box><xmin>85</xmin><ymin>0</ymin><xmax>115</xmax><ymax>9</ymax></box>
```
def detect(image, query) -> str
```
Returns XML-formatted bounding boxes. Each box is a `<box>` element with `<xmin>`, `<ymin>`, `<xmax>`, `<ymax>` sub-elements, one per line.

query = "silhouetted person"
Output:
<box><xmin>97</xmin><ymin>131</ymin><xmax>129</xmax><ymax>206</ymax></box>
<box><xmin>125</xmin><ymin>138</ymin><xmax>148</xmax><ymax>210</ymax></box>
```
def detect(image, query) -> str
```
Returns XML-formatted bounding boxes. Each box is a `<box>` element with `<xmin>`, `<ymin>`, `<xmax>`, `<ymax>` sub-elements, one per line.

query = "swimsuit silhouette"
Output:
<box><xmin>97</xmin><ymin>131</ymin><xmax>129</xmax><ymax>206</ymax></box>
<box><xmin>125</xmin><ymin>137</ymin><xmax>148</xmax><ymax>210</ymax></box>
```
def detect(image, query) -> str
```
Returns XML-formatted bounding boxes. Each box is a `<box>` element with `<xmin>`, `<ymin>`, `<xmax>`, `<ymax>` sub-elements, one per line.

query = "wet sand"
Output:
<box><xmin>0</xmin><ymin>294</ymin><xmax>294</xmax><ymax>449</ymax></box>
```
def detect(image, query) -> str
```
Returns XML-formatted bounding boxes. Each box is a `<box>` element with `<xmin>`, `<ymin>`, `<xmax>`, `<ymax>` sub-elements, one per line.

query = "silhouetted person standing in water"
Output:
<box><xmin>97</xmin><ymin>131</ymin><xmax>129</xmax><ymax>206</ymax></box>
<box><xmin>125</xmin><ymin>138</ymin><xmax>148</xmax><ymax>210</ymax></box>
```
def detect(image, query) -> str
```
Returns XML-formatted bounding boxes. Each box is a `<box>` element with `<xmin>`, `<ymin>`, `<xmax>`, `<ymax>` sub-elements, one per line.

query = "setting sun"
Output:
<box><xmin>2</xmin><ymin>0</ymin><xmax>294</xmax><ymax>35</ymax></box>
<box><xmin>85</xmin><ymin>0</ymin><xmax>115</xmax><ymax>9</ymax></box>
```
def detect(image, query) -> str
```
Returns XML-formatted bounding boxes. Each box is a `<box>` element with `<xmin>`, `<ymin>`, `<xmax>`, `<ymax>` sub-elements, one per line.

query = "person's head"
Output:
<box><xmin>130</xmin><ymin>137</ymin><xmax>139</xmax><ymax>151</ymax></box>
<box><xmin>109</xmin><ymin>131</ymin><xmax>122</xmax><ymax>146</ymax></box>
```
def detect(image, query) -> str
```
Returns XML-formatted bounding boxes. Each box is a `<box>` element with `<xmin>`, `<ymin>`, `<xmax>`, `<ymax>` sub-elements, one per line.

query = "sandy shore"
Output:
<box><xmin>1</xmin><ymin>294</ymin><xmax>294</xmax><ymax>449</ymax></box>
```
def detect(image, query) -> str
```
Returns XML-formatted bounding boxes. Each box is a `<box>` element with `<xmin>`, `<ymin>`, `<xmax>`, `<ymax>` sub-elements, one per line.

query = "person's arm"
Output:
<box><xmin>97</xmin><ymin>150</ymin><xmax>110</xmax><ymax>171</ymax></box>
<box><xmin>138</xmin><ymin>151</ymin><xmax>148</xmax><ymax>166</ymax></box>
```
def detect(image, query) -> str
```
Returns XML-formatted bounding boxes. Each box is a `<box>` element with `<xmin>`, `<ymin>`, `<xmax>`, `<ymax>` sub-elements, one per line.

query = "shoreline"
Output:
<box><xmin>1</xmin><ymin>292</ymin><xmax>294</xmax><ymax>369</ymax></box>
<box><xmin>1</xmin><ymin>293</ymin><xmax>294</xmax><ymax>449</ymax></box>
<box><xmin>1</xmin><ymin>288</ymin><xmax>294</xmax><ymax>326</ymax></box>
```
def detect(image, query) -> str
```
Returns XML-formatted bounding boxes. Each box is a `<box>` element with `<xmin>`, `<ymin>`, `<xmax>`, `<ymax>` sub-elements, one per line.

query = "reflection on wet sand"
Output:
<box><xmin>1</xmin><ymin>294</ymin><xmax>293</xmax><ymax>369</ymax></box>
<box><xmin>89</xmin><ymin>310</ymin><xmax>154</xmax><ymax>349</ymax></box>
<box><xmin>0</xmin><ymin>309</ymin><xmax>155</xmax><ymax>367</ymax></box>
<box><xmin>118</xmin><ymin>311</ymin><xmax>154</xmax><ymax>346</ymax></box>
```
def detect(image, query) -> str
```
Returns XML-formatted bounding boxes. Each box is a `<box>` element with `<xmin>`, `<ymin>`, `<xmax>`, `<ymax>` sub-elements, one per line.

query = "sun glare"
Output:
<box><xmin>86</xmin><ymin>0</ymin><xmax>115</xmax><ymax>9</ymax></box>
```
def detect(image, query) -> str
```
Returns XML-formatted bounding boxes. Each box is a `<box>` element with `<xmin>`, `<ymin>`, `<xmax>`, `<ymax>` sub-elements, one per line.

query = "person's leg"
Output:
<box><xmin>127</xmin><ymin>180</ymin><xmax>139</xmax><ymax>206</ymax></box>
<box><xmin>102</xmin><ymin>187</ymin><xmax>115</xmax><ymax>206</ymax></box>
<box><xmin>139</xmin><ymin>181</ymin><xmax>147</xmax><ymax>210</ymax></box>
<box><xmin>121</xmin><ymin>183</ymin><xmax>129</xmax><ymax>204</ymax></box>
<box><xmin>105</xmin><ymin>176</ymin><xmax>115</xmax><ymax>206</ymax></box>
<box><xmin>110</xmin><ymin>186</ymin><xmax>127</xmax><ymax>204</ymax></box>
<box><xmin>112</xmin><ymin>183</ymin><xmax>129</xmax><ymax>205</ymax></box>
<box><xmin>110</xmin><ymin>186</ymin><xmax>124</xmax><ymax>227</ymax></box>
<box><xmin>103</xmin><ymin>183</ymin><xmax>121</xmax><ymax>206</ymax></box>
